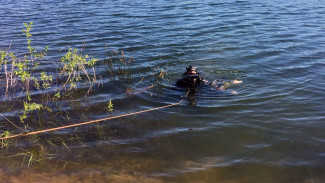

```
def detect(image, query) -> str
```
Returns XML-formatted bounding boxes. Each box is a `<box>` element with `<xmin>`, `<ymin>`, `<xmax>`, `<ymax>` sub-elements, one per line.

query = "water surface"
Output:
<box><xmin>1</xmin><ymin>0</ymin><xmax>325</xmax><ymax>182</ymax></box>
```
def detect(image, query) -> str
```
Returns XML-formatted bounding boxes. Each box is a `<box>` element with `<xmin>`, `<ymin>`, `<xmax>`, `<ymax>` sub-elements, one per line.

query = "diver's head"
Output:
<box><xmin>186</xmin><ymin>65</ymin><xmax>198</xmax><ymax>75</ymax></box>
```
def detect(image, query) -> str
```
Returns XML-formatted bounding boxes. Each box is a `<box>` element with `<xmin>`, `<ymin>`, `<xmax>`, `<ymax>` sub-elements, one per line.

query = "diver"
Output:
<box><xmin>176</xmin><ymin>65</ymin><xmax>242</xmax><ymax>91</ymax></box>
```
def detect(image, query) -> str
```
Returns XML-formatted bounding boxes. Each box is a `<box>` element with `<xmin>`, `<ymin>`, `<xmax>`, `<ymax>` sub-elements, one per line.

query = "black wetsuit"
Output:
<box><xmin>176</xmin><ymin>74</ymin><xmax>204</xmax><ymax>88</ymax></box>
<box><xmin>176</xmin><ymin>74</ymin><xmax>232</xmax><ymax>90</ymax></box>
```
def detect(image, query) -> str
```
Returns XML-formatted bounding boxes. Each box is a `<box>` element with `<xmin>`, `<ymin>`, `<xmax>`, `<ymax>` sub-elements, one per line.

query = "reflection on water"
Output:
<box><xmin>1</xmin><ymin>0</ymin><xmax>325</xmax><ymax>182</ymax></box>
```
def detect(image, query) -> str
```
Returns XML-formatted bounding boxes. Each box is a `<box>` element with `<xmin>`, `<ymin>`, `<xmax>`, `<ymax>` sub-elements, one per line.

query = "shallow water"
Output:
<box><xmin>1</xmin><ymin>0</ymin><xmax>325</xmax><ymax>182</ymax></box>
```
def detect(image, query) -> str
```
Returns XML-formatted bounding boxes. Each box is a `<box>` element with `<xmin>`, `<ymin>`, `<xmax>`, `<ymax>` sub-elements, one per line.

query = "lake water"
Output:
<box><xmin>1</xmin><ymin>0</ymin><xmax>325</xmax><ymax>182</ymax></box>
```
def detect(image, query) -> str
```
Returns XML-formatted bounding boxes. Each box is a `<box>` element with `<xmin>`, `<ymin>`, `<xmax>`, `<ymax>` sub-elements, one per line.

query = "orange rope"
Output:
<box><xmin>0</xmin><ymin>100</ymin><xmax>183</xmax><ymax>140</ymax></box>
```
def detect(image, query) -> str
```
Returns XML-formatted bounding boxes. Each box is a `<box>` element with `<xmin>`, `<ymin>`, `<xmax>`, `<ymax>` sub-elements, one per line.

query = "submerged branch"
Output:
<box><xmin>0</xmin><ymin>114</ymin><xmax>28</xmax><ymax>133</ymax></box>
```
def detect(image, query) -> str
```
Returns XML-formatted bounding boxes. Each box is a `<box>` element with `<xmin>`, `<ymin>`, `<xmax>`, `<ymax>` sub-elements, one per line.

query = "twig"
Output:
<box><xmin>0</xmin><ymin>114</ymin><xmax>28</xmax><ymax>133</ymax></box>
<box><xmin>8</xmin><ymin>41</ymin><xmax>12</xmax><ymax>50</ymax></box>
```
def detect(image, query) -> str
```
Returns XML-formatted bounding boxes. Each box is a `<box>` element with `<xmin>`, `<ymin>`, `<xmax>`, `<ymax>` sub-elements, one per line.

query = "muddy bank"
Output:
<box><xmin>0</xmin><ymin>169</ymin><xmax>163</xmax><ymax>183</ymax></box>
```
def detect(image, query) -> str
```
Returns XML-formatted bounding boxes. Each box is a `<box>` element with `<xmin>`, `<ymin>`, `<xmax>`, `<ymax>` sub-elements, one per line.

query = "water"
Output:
<box><xmin>1</xmin><ymin>0</ymin><xmax>325</xmax><ymax>182</ymax></box>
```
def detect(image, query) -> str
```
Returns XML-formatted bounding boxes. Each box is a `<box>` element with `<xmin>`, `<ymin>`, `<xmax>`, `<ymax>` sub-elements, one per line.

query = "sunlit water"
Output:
<box><xmin>1</xmin><ymin>0</ymin><xmax>325</xmax><ymax>182</ymax></box>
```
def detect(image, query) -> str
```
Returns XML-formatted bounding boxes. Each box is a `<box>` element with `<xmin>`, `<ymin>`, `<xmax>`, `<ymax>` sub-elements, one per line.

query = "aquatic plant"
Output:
<box><xmin>107</xmin><ymin>99</ymin><xmax>114</xmax><ymax>112</ymax></box>
<box><xmin>0</xmin><ymin>22</ymin><xmax>107</xmax><ymax>126</ymax></box>
<box><xmin>0</xmin><ymin>23</ymin><xmax>107</xmax><ymax>148</ymax></box>
<box><xmin>151</xmin><ymin>65</ymin><xmax>170</xmax><ymax>89</ymax></box>
<box><xmin>60</xmin><ymin>47</ymin><xmax>99</xmax><ymax>94</ymax></box>
<box><xmin>0</xmin><ymin>131</ymin><xmax>11</xmax><ymax>148</ymax></box>
<box><xmin>103</xmin><ymin>49</ymin><xmax>134</xmax><ymax>81</ymax></box>
<box><xmin>0</xmin><ymin>22</ymin><xmax>170</xmax><ymax>168</ymax></box>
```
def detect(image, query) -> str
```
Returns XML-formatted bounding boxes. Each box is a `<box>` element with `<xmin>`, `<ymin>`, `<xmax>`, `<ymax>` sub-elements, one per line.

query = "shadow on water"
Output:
<box><xmin>163</xmin><ymin>83</ymin><xmax>239</xmax><ymax>107</ymax></box>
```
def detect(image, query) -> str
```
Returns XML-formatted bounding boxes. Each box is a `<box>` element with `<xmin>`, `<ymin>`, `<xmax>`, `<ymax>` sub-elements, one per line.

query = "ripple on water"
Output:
<box><xmin>1</xmin><ymin>0</ymin><xmax>325</xmax><ymax>182</ymax></box>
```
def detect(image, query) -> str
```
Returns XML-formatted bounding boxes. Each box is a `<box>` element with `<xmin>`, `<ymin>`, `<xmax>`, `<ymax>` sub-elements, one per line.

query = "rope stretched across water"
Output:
<box><xmin>0</xmin><ymin>99</ymin><xmax>185</xmax><ymax>140</ymax></box>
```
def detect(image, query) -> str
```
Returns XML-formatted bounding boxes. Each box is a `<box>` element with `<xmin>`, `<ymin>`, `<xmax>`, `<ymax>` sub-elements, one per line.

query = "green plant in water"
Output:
<box><xmin>19</xmin><ymin>145</ymin><xmax>54</xmax><ymax>167</ymax></box>
<box><xmin>53</xmin><ymin>91</ymin><xmax>61</xmax><ymax>101</ymax></box>
<box><xmin>13</xmin><ymin>22</ymin><xmax>49</xmax><ymax>91</ymax></box>
<box><xmin>151</xmin><ymin>65</ymin><xmax>169</xmax><ymax>87</ymax></box>
<box><xmin>0</xmin><ymin>22</ymin><xmax>138</xmax><ymax>164</ymax></box>
<box><xmin>1</xmin><ymin>50</ymin><xmax>18</xmax><ymax>94</ymax></box>
<box><xmin>40</xmin><ymin>72</ymin><xmax>52</xmax><ymax>89</ymax></box>
<box><xmin>60</xmin><ymin>48</ymin><xmax>99</xmax><ymax>94</ymax></box>
<box><xmin>103</xmin><ymin>49</ymin><xmax>134</xmax><ymax>81</ymax></box>
<box><xmin>107</xmin><ymin>99</ymin><xmax>114</xmax><ymax>112</ymax></box>
<box><xmin>20</xmin><ymin>102</ymin><xmax>43</xmax><ymax>123</ymax></box>
<box><xmin>0</xmin><ymin>22</ymin><xmax>52</xmax><ymax>124</ymax></box>
<box><xmin>0</xmin><ymin>131</ymin><xmax>11</xmax><ymax>148</ymax></box>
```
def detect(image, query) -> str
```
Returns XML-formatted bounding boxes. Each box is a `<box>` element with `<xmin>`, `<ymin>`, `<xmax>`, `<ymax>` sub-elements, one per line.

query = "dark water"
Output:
<box><xmin>1</xmin><ymin>0</ymin><xmax>325</xmax><ymax>182</ymax></box>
